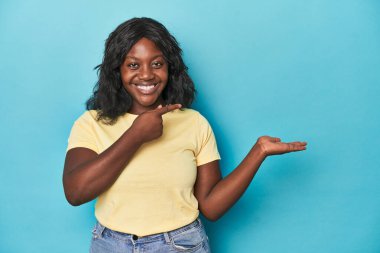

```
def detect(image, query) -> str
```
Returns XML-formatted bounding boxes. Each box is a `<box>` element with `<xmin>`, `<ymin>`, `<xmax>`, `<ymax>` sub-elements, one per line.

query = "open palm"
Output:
<box><xmin>256</xmin><ymin>136</ymin><xmax>307</xmax><ymax>156</ymax></box>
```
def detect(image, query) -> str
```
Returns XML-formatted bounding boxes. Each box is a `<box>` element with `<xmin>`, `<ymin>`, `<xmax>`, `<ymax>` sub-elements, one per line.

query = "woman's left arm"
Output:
<box><xmin>194</xmin><ymin>136</ymin><xmax>307</xmax><ymax>221</ymax></box>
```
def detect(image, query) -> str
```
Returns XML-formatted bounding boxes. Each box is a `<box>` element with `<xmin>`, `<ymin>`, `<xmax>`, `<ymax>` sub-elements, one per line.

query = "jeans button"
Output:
<box><xmin>132</xmin><ymin>235</ymin><xmax>138</xmax><ymax>240</ymax></box>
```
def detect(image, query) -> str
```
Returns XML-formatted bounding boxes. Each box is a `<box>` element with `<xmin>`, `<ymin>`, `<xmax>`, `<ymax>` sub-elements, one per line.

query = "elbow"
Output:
<box><xmin>64</xmin><ymin>190</ymin><xmax>85</xmax><ymax>206</ymax></box>
<box><xmin>63</xmin><ymin>180</ymin><xmax>87</xmax><ymax>206</ymax></box>
<box><xmin>204</xmin><ymin>216</ymin><xmax>219</xmax><ymax>222</ymax></box>
<box><xmin>66</xmin><ymin>195</ymin><xmax>83</xmax><ymax>206</ymax></box>
<box><xmin>199</xmin><ymin>206</ymin><xmax>222</xmax><ymax>222</ymax></box>
<box><xmin>202</xmin><ymin>213</ymin><xmax>221</xmax><ymax>222</ymax></box>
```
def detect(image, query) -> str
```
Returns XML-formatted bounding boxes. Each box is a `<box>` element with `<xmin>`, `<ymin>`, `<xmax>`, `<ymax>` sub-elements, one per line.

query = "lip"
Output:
<box><xmin>132</xmin><ymin>82</ymin><xmax>159</xmax><ymax>95</ymax></box>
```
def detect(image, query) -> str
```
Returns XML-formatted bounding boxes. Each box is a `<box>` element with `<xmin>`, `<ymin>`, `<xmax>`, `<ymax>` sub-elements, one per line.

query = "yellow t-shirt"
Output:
<box><xmin>66</xmin><ymin>108</ymin><xmax>220</xmax><ymax>236</ymax></box>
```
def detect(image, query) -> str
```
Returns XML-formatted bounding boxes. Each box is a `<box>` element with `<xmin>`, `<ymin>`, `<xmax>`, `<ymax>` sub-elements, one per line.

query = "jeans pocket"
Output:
<box><xmin>170</xmin><ymin>226</ymin><xmax>204</xmax><ymax>251</ymax></box>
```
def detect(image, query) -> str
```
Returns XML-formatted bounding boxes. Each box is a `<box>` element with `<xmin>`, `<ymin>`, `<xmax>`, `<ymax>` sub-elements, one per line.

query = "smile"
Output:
<box><xmin>133</xmin><ymin>83</ymin><xmax>159</xmax><ymax>95</ymax></box>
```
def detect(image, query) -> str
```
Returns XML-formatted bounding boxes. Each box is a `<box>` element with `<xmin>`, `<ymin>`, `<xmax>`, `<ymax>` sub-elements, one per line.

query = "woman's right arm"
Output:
<box><xmin>63</xmin><ymin>127</ymin><xmax>143</xmax><ymax>206</ymax></box>
<box><xmin>62</xmin><ymin>104</ymin><xmax>181</xmax><ymax>206</ymax></box>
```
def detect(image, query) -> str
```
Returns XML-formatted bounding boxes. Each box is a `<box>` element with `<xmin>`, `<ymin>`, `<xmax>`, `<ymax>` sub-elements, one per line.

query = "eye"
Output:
<box><xmin>152</xmin><ymin>61</ymin><xmax>163</xmax><ymax>68</ymax></box>
<box><xmin>127</xmin><ymin>62</ymin><xmax>139</xmax><ymax>69</ymax></box>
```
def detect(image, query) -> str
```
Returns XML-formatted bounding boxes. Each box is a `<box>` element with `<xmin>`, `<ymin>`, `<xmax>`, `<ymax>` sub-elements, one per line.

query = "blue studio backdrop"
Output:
<box><xmin>1</xmin><ymin>0</ymin><xmax>379</xmax><ymax>252</ymax></box>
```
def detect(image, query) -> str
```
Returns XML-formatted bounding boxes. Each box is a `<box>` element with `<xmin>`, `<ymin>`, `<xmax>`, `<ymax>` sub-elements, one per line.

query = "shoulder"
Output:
<box><xmin>73</xmin><ymin>110</ymin><xmax>99</xmax><ymax>125</ymax></box>
<box><xmin>170</xmin><ymin>108</ymin><xmax>210</xmax><ymax>124</ymax></box>
<box><xmin>175</xmin><ymin>108</ymin><xmax>206</xmax><ymax>120</ymax></box>
<box><xmin>174</xmin><ymin>108</ymin><xmax>212</xmax><ymax>130</ymax></box>
<box><xmin>164</xmin><ymin>108</ymin><xmax>211</xmax><ymax>130</ymax></box>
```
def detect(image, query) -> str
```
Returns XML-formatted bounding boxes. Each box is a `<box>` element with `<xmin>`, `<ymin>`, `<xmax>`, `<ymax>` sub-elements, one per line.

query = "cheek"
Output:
<box><xmin>159</xmin><ymin>68</ymin><xmax>169</xmax><ymax>82</ymax></box>
<box><xmin>120</xmin><ymin>72</ymin><xmax>133</xmax><ymax>85</ymax></box>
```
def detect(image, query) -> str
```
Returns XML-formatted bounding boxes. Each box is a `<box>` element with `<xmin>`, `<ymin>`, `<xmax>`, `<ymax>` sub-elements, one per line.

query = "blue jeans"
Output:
<box><xmin>90</xmin><ymin>218</ymin><xmax>211</xmax><ymax>253</ymax></box>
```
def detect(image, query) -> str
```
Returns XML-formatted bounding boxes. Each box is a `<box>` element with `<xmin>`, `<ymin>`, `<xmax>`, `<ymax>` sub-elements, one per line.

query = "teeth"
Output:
<box><xmin>133</xmin><ymin>83</ymin><xmax>158</xmax><ymax>93</ymax></box>
<box><xmin>137</xmin><ymin>85</ymin><xmax>155</xmax><ymax>90</ymax></box>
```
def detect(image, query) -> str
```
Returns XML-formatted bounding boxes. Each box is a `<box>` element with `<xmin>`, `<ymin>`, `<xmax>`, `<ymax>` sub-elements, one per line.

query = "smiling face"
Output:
<box><xmin>120</xmin><ymin>37</ymin><xmax>169</xmax><ymax>115</ymax></box>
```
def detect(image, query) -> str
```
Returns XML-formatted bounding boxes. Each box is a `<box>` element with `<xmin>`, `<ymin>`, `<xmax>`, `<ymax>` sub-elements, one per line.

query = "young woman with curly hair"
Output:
<box><xmin>63</xmin><ymin>17</ymin><xmax>307</xmax><ymax>253</ymax></box>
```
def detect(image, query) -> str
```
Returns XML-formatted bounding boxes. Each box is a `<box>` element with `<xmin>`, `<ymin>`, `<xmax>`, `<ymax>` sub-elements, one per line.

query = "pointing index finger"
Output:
<box><xmin>156</xmin><ymin>104</ymin><xmax>182</xmax><ymax>115</ymax></box>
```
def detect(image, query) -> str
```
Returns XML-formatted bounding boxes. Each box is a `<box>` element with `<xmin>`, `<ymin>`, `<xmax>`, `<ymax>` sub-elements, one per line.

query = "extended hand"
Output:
<box><xmin>131</xmin><ymin>104</ymin><xmax>182</xmax><ymax>143</ymax></box>
<box><xmin>255</xmin><ymin>136</ymin><xmax>307</xmax><ymax>156</ymax></box>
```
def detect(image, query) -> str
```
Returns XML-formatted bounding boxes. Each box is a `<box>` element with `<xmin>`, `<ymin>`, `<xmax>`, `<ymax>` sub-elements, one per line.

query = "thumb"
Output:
<box><xmin>269</xmin><ymin>137</ymin><xmax>281</xmax><ymax>142</ymax></box>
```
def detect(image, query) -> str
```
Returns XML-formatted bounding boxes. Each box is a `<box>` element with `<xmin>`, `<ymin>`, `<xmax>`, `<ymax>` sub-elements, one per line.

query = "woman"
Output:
<box><xmin>63</xmin><ymin>17</ymin><xmax>307</xmax><ymax>253</ymax></box>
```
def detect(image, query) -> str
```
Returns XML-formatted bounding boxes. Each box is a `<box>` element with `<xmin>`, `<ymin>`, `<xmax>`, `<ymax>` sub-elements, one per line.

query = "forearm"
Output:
<box><xmin>202</xmin><ymin>145</ymin><xmax>266</xmax><ymax>220</ymax></box>
<box><xmin>63</xmin><ymin>128</ymin><xmax>143</xmax><ymax>205</ymax></box>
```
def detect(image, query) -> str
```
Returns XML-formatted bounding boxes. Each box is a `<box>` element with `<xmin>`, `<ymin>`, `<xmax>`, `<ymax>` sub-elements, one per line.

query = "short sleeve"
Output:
<box><xmin>195</xmin><ymin>113</ymin><xmax>221</xmax><ymax>166</ymax></box>
<box><xmin>66</xmin><ymin>111</ymin><xmax>99</xmax><ymax>153</ymax></box>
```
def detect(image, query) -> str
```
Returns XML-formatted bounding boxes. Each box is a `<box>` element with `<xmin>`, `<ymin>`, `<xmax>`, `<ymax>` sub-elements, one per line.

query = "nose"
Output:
<box><xmin>138</xmin><ymin>65</ymin><xmax>154</xmax><ymax>81</ymax></box>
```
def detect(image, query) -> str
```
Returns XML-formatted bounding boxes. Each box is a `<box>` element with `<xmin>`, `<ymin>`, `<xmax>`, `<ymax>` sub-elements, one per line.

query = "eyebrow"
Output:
<box><xmin>125</xmin><ymin>54</ymin><xmax>164</xmax><ymax>60</ymax></box>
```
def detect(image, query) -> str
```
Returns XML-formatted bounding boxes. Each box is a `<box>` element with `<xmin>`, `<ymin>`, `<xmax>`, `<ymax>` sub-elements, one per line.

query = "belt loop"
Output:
<box><xmin>163</xmin><ymin>232</ymin><xmax>171</xmax><ymax>243</ymax></box>
<box><xmin>96</xmin><ymin>222</ymin><xmax>106</xmax><ymax>238</ymax></box>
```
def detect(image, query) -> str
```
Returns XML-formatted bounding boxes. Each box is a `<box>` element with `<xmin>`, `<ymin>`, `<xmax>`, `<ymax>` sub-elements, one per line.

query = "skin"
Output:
<box><xmin>63</xmin><ymin>38</ymin><xmax>307</xmax><ymax>222</ymax></box>
<box><xmin>121</xmin><ymin>38</ymin><xmax>169</xmax><ymax>115</ymax></box>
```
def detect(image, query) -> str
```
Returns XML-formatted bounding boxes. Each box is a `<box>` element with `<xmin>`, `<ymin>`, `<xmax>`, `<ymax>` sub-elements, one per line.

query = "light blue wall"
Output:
<box><xmin>1</xmin><ymin>0</ymin><xmax>379</xmax><ymax>252</ymax></box>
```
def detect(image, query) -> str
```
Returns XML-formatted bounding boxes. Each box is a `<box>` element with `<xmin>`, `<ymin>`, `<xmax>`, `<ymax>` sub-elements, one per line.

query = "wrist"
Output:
<box><xmin>252</xmin><ymin>142</ymin><xmax>267</xmax><ymax>160</ymax></box>
<box><xmin>126</xmin><ymin>125</ymin><xmax>145</xmax><ymax>146</ymax></box>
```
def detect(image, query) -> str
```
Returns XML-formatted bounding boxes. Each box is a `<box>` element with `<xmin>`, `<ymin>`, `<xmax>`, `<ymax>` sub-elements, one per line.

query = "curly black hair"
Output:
<box><xmin>86</xmin><ymin>17</ymin><xmax>196</xmax><ymax>124</ymax></box>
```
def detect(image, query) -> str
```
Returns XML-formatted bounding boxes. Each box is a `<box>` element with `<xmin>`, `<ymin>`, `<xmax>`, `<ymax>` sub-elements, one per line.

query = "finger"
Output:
<box><xmin>287</xmin><ymin>143</ymin><xmax>307</xmax><ymax>152</ymax></box>
<box><xmin>156</xmin><ymin>104</ymin><xmax>182</xmax><ymax>115</ymax></box>
<box><xmin>269</xmin><ymin>137</ymin><xmax>281</xmax><ymax>142</ymax></box>
<box><xmin>287</xmin><ymin>141</ymin><xmax>307</xmax><ymax>146</ymax></box>
<box><xmin>156</xmin><ymin>104</ymin><xmax>163</xmax><ymax>109</ymax></box>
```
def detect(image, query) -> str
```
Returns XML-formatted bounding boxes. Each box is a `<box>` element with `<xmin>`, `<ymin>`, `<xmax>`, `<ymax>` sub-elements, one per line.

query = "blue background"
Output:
<box><xmin>1</xmin><ymin>0</ymin><xmax>379</xmax><ymax>252</ymax></box>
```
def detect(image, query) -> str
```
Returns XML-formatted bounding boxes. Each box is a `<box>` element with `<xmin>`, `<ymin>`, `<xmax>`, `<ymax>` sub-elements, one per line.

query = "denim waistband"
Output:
<box><xmin>93</xmin><ymin>218</ymin><xmax>203</xmax><ymax>243</ymax></box>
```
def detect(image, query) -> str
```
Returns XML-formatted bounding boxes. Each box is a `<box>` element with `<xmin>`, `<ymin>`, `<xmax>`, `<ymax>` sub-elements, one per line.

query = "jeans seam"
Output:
<box><xmin>169</xmin><ymin>220</ymin><xmax>201</xmax><ymax>239</ymax></box>
<box><xmin>170</xmin><ymin>225</ymin><xmax>200</xmax><ymax>241</ymax></box>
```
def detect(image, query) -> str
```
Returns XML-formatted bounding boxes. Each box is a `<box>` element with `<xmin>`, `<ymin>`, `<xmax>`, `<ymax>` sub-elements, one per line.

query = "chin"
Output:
<box><xmin>138</xmin><ymin>97</ymin><xmax>162</xmax><ymax>107</ymax></box>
